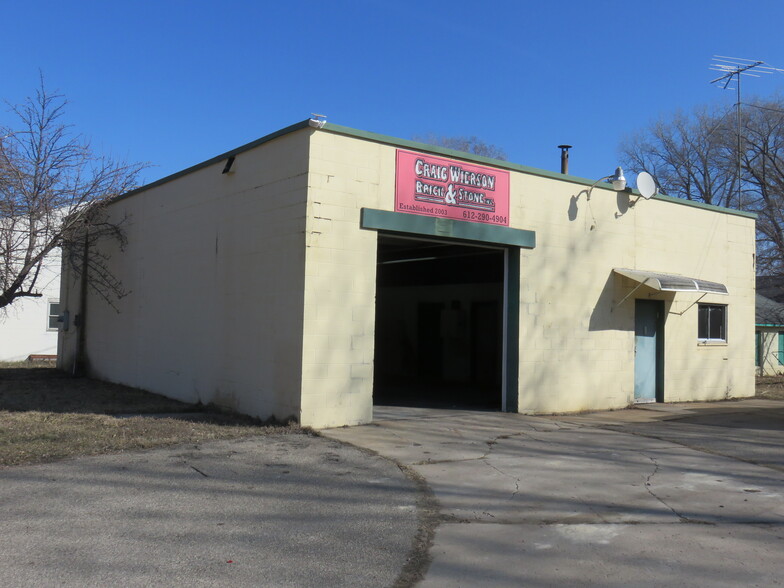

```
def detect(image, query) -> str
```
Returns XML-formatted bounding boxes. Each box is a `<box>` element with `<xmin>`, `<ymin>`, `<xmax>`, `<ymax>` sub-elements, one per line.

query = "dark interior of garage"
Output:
<box><xmin>373</xmin><ymin>235</ymin><xmax>505</xmax><ymax>409</ymax></box>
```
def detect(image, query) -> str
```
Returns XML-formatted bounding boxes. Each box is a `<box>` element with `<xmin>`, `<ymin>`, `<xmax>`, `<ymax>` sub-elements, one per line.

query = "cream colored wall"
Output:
<box><xmin>304</xmin><ymin>131</ymin><xmax>755</xmax><ymax>422</ymax></box>
<box><xmin>59</xmin><ymin>131</ymin><xmax>311</xmax><ymax>421</ymax></box>
<box><xmin>654</xmin><ymin>212</ymin><xmax>755</xmax><ymax>401</ymax></box>
<box><xmin>757</xmin><ymin>329</ymin><xmax>784</xmax><ymax>375</ymax></box>
<box><xmin>298</xmin><ymin>135</ymin><xmax>393</xmax><ymax>427</ymax></box>
<box><xmin>514</xmin><ymin>174</ymin><xmax>755</xmax><ymax>412</ymax></box>
<box><xmin>58</xmin><ymin>125</ymin><xmax>756</xmax><ymax>428</ymax></box>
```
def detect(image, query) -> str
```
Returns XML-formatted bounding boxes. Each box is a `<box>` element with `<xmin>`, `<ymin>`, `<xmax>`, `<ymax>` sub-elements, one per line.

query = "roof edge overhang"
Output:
<box><xmin>320</xmin><ymin>123</ymin><xmax>756</xmax><ymax>220</ymax></box>
<box><xmin>112</xmin><ymin>119</ymin><xmax>315</xmax><ymax>204</ymax></box>
<box><xmin>614</xmin><ymin>268</ymin><xmax>729</xmax><ymax>295</ymax></box>
<box><xmin>105</xmin><ymin>119</ymin><xmax>756</xmax><ymax>221</ymax></box>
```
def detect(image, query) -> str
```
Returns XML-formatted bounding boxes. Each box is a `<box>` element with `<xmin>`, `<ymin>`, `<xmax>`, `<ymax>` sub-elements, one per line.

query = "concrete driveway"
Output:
<box><xmin>324</xmin><ymin>399</ymin><xmax>784</xmax><ymax>587</ymax></box>
<box><xmin>2</xmin><ymin>400</ymin><xmax>782</xmax><ymax>587</ymax></box>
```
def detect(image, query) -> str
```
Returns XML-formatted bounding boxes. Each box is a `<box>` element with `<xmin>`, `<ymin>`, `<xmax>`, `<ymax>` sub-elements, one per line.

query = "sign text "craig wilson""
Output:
<box><xmin>395</xmin><ymin>150</ymin><xmax>510</xmax><ymax>226</ymax></box>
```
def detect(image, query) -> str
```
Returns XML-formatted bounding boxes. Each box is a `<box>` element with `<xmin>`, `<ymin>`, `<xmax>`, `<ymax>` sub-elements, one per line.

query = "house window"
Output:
<box><xmin>47</xmin><ymin>301</ymin><xmax>61</xmax><ymax>330</ymax></box>
<box><xmin>779</xmin><ymin>332</ymin><xmax>784</xmax><ymax>365</ymax></box>
<box><xmin>698</xmin><ymin>304</ymin><xmax>726</xmax><ymax>342</ymax></box>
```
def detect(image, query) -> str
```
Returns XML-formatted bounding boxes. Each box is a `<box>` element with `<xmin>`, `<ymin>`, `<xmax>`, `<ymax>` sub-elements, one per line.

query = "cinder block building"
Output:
<box><xmin>58</xmin><ymin>120</ymin><xmax>756</xmax><ymax>427</ymax></box>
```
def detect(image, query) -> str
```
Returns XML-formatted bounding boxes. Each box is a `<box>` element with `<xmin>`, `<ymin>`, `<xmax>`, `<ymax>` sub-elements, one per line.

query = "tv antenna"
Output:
<box><xmin>709</xmin><ymin>56</ymin><xmax>784</xmax><ymax>209</ymax></box>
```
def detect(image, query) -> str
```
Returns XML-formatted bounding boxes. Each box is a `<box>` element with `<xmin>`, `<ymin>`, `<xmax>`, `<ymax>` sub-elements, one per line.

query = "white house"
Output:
<box><xmin>756</xmin><ymin>293</ymin><xmax>784</xmax><ymax>375</ymax></box>
<box><xmin>0</xmin><ymin>251</ymin><xmax>61</xmax><ymax>361</ymax></box>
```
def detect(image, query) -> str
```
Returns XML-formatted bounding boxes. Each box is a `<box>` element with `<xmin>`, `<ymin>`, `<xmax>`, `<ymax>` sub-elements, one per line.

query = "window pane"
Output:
<box><xmin>48</xmin><ymin>302</ymin><xmax>61</xmax><ymax>330</ymax></box>
<box><xmin>708</xmin><ymin>306</ymin><xmax>724</xmax><ymax>339</ymax></box>
<box><xmin>698</xmin><ymin>305</ymin><xmax>709</xmax><ymax>339</ymax></box>
<box><xmin>698</xmin><ymin>304</ymin><xmax>726</xmax><ymax>341</ymax></box>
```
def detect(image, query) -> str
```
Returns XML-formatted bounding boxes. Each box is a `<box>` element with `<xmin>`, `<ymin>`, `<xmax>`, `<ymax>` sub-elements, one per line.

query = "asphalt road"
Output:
<box><xmin>0</xmin><ymin>434</ymin><xmax>421</xmax><ymax>587</ymax></box>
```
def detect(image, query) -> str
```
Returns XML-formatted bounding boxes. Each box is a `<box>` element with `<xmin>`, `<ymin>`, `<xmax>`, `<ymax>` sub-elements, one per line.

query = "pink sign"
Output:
<box><xmin>395</xmin><ymin>149</ymin><xmax>510</xmax><ymax>226</ymax></box>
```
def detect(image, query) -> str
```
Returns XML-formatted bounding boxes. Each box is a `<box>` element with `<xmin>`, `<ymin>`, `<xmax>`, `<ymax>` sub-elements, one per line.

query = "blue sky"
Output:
<box><xmin>3</xmin><ymin>0</ymin><xmax>784</xmax><ymax>186</ymax></box>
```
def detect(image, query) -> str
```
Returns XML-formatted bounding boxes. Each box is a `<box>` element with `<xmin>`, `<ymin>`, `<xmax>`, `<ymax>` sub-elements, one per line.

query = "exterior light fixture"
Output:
<box><xmin>587</xmin><ymin>166</ymin><xmax>627</xmax><ymax>200</ymax></box>
<box><xmin>610</xmin><ymin>167</ymin><xmax>626</xmax><ymax>191</ymax></box>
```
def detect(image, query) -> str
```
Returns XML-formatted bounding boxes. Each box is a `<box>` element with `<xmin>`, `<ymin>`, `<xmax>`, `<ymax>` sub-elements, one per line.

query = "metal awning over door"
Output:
<box><xmin>613</xmin><ymin>268</ymin><xmax>728</xmax><ymax>295</ymax></box>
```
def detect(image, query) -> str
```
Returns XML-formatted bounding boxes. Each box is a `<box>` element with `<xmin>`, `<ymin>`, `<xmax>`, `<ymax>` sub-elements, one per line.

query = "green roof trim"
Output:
<box><xmin>321</xmin><ymin>122</ymin><xmax>757</xmax><ymax>220</ymax></box>
<box><xmin>652</xmin><ymin>192</ymin><xmax>756</xmax><ymax>219</ymax></box>
<box><xmin>110</xmin><ymin>118</ymin><xmax>757</xmax><ymax>221</ymax></box>
<box><xmin>360</xmin><ymin>208</ymin><xmax>536</xmax><ymax>249</ymax></box>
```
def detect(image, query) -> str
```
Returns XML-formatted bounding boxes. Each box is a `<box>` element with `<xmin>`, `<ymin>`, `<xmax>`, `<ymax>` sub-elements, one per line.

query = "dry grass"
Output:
<box><xmin>756</xmin><ymin>375</ymin><xmax>784</xmax><ymax>400</ymax></box>
<box><xmin>6</xmin><ymin>364</ymin><xmax>777</xmax><ymax>469</ymax></box>
<box><xmin>0</xmin><ymin>365</ymin><xmax>304</xmax><ymax>468</ymax></box>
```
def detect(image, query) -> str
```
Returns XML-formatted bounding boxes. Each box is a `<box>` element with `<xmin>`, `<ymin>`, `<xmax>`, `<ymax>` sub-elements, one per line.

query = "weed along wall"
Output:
<box><xmin>58</xmin><ymin>120</ymin><xmax>756</xmax><ymax>428</ymax></box>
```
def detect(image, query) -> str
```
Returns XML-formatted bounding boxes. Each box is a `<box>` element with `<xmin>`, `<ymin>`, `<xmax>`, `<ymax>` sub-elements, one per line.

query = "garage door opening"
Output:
<box><xmin>373</xmin><ymin>235</ymin><xmax>506</xmax><ymax>409</ymax></box>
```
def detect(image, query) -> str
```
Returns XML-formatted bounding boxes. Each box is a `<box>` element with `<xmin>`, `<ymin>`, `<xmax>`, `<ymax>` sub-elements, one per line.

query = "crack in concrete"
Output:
<box><xmin>492</xmin><ymin>430</ymin><xmax>540</xmax><ymax>443</ymax></box>
<box><xmin>411</xmin><ymin>430</ymin><xmax>532</xmax><ymax>466</ymax></box>
<box><xmin>412</xmin><ymin>456</ymin><xmax>485</xmax><ymax>466</ymax></box>
<box><xmin>591</xmin><ymin>424</ymin><xmax>784</xmax><ymax>474</ymax></box>
<box><xmin>482</xmin><ymin>459</ymin><xmax>522</xmax><ymax>500</ymax></box>
<box><xmin>640</xmin><ymin>453</ymin><xmax>694</xmax><ymax>523</ymax></box>
<box><xmin>531</xmin><ymin>422</ymin><xmax>573</xmax><ymax>432</ymax></box>
<box><xmin>440</xmin><ymin>517</ymin><xmax>723</xmax><ymax>525</ymax></box>
<box><xmin>538</xmin><ymin>419</ymin><xmax>784</xmax><ymax>475</ymax></box>
<box><xmin>189</xmin><ymin>465</ymin><xmax>209</xmax><ymax>477</ymax></box>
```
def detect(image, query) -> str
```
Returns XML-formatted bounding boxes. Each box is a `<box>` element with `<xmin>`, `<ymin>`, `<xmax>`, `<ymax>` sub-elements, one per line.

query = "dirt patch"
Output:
<box><xmin>0</xmin><ymin>365</ymin><xmax>305</xmax><ymax>468</ymax></box>
<box><xmin>756</xmin><ymin>375</ymin><xmax>784</xmax><ymax>400</ymax></box>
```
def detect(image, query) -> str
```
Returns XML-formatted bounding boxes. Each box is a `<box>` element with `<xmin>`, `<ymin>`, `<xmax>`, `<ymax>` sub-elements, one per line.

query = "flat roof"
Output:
<box><xmin>114</xmin><ymin>119</ymin><xmax>757</xmax><ymax>220</ymax></box>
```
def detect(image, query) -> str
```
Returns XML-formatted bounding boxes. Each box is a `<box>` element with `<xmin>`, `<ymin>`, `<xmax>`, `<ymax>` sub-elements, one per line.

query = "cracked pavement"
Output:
<box><xmin>323</xmin><ymin>401</ymin><xmax>784</xmax><ymax>587</ymax></box>
<box><xmin>0</xmin><ymin>434</ymin><xmax>420</xmax><ymax>587</ymax></box>
<box><xmin>2</xmin><ymin>401</ymin><xmax>781</xmax><ymax>587</ymax></box>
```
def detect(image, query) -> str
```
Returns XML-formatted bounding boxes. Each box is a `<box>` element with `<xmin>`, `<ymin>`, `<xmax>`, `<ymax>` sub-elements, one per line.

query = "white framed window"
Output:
<box><xmin>698</xmin><ymin>304</ymin><xmax>726</xmax><ymax>342</ymax></box>
<box><xmin>47</xmin><ymin>300</ymin><xmax>61</xmax><ymax>331</ymax></box>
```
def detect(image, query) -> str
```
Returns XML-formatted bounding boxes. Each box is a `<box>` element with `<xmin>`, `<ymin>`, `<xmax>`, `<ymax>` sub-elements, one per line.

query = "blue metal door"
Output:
<box><xmin>634</xmin><ymin>300</ymin><xmax>661</xmax><ymax>403</ymax></box>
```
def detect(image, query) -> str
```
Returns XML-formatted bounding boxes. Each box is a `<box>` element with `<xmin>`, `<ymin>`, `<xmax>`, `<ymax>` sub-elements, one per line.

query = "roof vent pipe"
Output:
<box><xmin>558</xmin><ymin>145</ymin><xmax>572</xmax><ymax>174</ymax></box>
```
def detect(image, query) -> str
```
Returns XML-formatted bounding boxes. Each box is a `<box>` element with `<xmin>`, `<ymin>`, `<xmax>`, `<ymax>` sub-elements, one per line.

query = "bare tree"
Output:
<box><xmin>619</xmin><ymin>98</ymin><xmax>784</xmax><ymax>275</ymax></box>
<box><xmin>413</xmin><ymin>133</ymin><xmax>507</xmax><ymax>161</ymax></box>
<box><xmin>740</xmin><ymin>99</ymin><xmax>784</xmax><ymax>275</ymax></box>
<box><xmin>0</xmin><ymin>79</ymin><xmax>145</xmax><ymax>311</ymax></box>
<box><xmin>619</xmin><ymin>107</ymin><xmax>737</xmax><ymax>207</ymax></box>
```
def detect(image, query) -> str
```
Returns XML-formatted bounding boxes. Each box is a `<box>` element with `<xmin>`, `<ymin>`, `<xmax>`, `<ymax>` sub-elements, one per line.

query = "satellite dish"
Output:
<box><xmin>636</xmin><ymin>172</ymin><xmax>657</xmax><ymax>199</ymax></box>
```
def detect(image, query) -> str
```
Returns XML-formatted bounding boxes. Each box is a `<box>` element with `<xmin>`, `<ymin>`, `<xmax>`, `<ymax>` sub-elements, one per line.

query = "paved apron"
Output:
<box><xmin>325</xmin><ymin>401</ymin><xmax>784</xmax><ymax>588</ymax></box>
